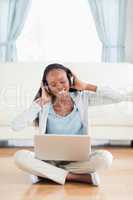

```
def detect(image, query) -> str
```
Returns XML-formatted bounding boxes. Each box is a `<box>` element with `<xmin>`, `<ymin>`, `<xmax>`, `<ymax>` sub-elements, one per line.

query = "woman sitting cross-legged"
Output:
<box><xmin>12</xmin><ymin>63</ymin><xmax>129</xmax><ymax>186</ymax></box>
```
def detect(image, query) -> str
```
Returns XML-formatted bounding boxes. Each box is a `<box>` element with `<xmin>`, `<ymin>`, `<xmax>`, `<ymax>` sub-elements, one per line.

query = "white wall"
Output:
<box><xmin>125</xmin><ymin>0</ymin><xmax>133</xmax><ymax>63</ymax></box>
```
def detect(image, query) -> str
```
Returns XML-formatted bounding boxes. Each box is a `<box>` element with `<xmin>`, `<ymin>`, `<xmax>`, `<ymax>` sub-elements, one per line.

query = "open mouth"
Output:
<box><xmin>58</xmin><ymin>89</ymin><xmax>66</xmax><ymax>95</ymax></box>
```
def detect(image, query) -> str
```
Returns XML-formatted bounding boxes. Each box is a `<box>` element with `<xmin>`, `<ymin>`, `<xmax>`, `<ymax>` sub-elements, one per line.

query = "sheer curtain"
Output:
<box><xmin>88</xmin><ymin>0</ymin><xmax>127</xmax><ymax>62</ymax></box>
<box><xmin>0</xmin><ymin>0</ymin><xmax>31</xmax><ymax>62</ymax></box>
<box><xmin>17</xmin><ymin>0</ymin><xmax>101</xmax><ymax>62</ymax></box>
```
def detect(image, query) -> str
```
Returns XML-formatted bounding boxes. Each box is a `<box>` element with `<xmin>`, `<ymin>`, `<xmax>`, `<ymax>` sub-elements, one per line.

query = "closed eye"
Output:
<box><xmin>60</xmin><ymin>81</ymin><xmax>66</xmax><ymax>84</ymax></box>
<box><xmin>50</xmin><ymin>84</ymin><xmax>56</xmax><ymax>87</ymax></box>
<box><xmin>49</xmin><ymin>80</ymin><xmax>67</xmax><ymax>87</ymax></box>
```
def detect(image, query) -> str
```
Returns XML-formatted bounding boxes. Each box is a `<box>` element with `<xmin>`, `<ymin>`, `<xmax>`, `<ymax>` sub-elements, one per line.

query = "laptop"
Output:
<box><xmin>34</xmin><ymin>134</ymin><xmax>91</xmax><ymax>161</ymax></box>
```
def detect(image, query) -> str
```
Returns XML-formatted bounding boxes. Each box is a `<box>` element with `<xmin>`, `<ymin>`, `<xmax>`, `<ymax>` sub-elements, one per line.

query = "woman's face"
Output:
<box><xmin>46</xmin><ymin>69</ymin><xmax>70</xmax><ymax>96</ymax></box>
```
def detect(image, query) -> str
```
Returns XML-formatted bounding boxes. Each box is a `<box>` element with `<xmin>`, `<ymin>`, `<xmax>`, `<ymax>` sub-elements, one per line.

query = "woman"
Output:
<box><xmin>11</xmin><ymin>63</ymin><xmax>124</xmax><ymax>186</ymax></box>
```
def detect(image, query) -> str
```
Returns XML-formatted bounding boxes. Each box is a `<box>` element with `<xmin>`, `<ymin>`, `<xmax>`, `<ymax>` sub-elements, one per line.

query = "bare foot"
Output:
<box><xmin>66</xmin><ymin>172</ymin><xmax>93</xmax><ymax>184</ymax></box>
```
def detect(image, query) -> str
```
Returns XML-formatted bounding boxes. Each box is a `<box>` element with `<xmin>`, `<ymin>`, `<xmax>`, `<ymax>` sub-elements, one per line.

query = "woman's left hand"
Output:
<box><xmin>70</xmin><ymin>72</ymin><xmax>87</xmax><ymax>91</ymax></box>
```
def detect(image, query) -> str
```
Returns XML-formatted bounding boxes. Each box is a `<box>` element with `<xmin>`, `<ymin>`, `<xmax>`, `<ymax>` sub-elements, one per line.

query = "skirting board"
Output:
<box><xmin>7</xmin><ymin>139</ymin><xmax>131</xmax><ymax>147</ymax></box>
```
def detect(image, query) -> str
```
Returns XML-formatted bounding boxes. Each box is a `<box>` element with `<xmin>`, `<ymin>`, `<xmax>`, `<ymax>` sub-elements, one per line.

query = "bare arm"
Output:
<box><xmin>84</xmin><ymin>83</ymin><xmax>97</xmax><ymax>92</ymax></box>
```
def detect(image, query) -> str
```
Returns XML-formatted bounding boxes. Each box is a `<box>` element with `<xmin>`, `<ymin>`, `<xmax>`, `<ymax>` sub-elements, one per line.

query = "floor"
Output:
<box><xmin>0</xmin><ymin>146</ymin><xmax>133</xmax><ymax>200</ymax></box>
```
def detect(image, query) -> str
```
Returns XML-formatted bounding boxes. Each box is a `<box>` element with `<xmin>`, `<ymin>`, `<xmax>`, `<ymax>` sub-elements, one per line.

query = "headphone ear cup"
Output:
<box><xmin>71</xmin><ymin>76</ymin><xmax>74</xmax><ymax>86</ymax></box>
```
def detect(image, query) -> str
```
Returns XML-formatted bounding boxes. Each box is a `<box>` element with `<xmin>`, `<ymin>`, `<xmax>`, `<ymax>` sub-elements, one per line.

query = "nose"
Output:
<box><xmin>56</xmin><ymin>83</ymin><xmax>64</xmax><ymax>91</ymax></box>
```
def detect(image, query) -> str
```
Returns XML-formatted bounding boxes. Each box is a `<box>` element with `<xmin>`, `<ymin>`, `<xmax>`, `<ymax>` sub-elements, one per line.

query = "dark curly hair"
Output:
<box><xmin>33</xmin><ymin>63</ymin><xmax>77</xmax><ymax>127</ymax></box>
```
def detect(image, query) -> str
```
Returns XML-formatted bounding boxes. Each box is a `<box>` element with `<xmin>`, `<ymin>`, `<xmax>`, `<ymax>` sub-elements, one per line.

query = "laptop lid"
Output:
<box><xmin>34</xmin><ymin>134</ymin><xmax>91</xmax><ymax>161</ymax></box>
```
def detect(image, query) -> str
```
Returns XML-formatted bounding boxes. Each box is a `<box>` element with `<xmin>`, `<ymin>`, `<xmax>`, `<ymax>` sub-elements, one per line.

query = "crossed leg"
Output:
<box><xmin>14</xmin><ymin>149</ymin><xmax>113</xmax><ymax>185</ymax></box>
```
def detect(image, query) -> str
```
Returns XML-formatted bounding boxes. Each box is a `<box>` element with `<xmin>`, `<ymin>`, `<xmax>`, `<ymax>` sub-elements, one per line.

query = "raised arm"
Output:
<box><xmin>11</xmin><ymin>83</ymin><xmax>51</xmax><ymax>131</ymax></box>
<box><xmin>70</xmin><ymin>72</ymin><xmax>129</xmax><ymax>106</ymax></box>
<box><xmin>11</xmin><ymin>102</ymin><xmax>42</xmax><ymax>131</ymax></box>
<box><xmin>85</xmin><ymin>84</ymin><xmax>127</xmax><ymax>106</ymax></box>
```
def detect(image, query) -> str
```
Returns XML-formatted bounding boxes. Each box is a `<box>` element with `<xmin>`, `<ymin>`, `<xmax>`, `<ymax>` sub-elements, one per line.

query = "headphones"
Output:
<box><xmin>41</xmin><ymin>69</ymin><xmax>75</xmax><ymax>94</ymax></box>
<box><xmin>67</xmin><ymin>69</ymin><xmax>75</xmax><ymax>86</ymax></box>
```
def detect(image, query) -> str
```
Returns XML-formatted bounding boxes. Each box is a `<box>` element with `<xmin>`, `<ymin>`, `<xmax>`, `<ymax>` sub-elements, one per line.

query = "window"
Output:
<box><xmin>17</xmin><ymin>0</ymin><xmax>101</xmax><ymax>62</ymax></box>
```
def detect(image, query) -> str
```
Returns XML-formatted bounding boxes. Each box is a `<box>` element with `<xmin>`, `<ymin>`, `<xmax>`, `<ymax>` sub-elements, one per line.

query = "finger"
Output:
<box><xmin>42</xmin><ymin>87</ymin><xmax>51</xmax><ymax>100</ymax></box>
<box><xmin>42</xmin><ymin>88</ymin><xmax>47</xmax><ymax>98</ymax></box>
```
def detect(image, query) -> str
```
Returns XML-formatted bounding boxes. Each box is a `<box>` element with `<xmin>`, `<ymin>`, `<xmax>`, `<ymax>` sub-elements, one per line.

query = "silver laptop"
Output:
<box><xmin>34</xmin><ymin>134</ymin><xmax>91</xmax><ymax>161</ymax></box>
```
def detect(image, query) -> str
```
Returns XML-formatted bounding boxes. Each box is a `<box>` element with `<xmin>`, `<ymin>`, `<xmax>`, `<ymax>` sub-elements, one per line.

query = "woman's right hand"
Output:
<box><xmin>35</xmin><ymin>82</ymin><xmax>51</xmax><ymax>107</ymax></box>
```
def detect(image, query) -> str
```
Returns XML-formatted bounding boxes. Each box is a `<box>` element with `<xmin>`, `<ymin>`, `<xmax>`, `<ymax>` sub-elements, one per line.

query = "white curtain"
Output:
<box><xmin>0</xmin><ymin>0</ymin><xmax>31</xmax><ymax>62</ymax></box>
<box><xmin>88</xmin><ymin>0</ymin><xmax>127</xmax><ymax>62</ymax></box>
